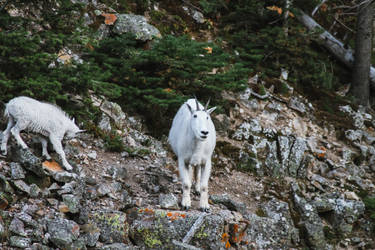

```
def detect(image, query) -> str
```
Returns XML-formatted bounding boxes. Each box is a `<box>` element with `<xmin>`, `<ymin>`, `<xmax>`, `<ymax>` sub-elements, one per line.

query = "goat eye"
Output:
<box><xmin>193</xmin><ymin>114</ymin><xmax>197</xmax><ymax>118</ymax></box>
<box><xmin>206</xmin><ymin>116</ymin><xmax>209</xmax><ymax>120</ymax></box>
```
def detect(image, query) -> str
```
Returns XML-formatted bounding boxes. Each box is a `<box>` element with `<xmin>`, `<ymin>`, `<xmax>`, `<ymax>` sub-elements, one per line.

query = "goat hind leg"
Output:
<box><xmin>10</xmin><ymin>120</ymin><xmax>29</xmax><ymax>150</ymax></box>
<box><xmin>1</xmin><ymin>116</ymin><xmax>15</xmax><ymax>155</ymax></box>
<box><xmin>199</xmin><ymin>159</ymin><xmax>212</xmax><ymax>212</ymax></box>
<box><xmin>40</xmin><ymin>137</ymin><xmax>51</xmax><ymax>160</ymax></box>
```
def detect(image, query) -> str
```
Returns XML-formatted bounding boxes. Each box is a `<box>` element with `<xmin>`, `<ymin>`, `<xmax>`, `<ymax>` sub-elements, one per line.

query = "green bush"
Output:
<box><xmin>86</xmin><ymin>34</ymin><xmax>251</xmax><ymax>136</ymax></box>
<box><xmin>364</xmin><ymin>197</ymin><xmax>375</xmax><ymax>221</ymax></box>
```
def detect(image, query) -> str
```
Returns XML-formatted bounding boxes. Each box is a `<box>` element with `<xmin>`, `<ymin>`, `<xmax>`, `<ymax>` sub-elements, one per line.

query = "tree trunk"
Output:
<box><xmin>296</xmin><ymin>9</ymin><xmax>375</xmax><ymax>88</ymax></box>
<box><xmin>351</xmin><ymin>0</ymin><xmax>373</xmax><ymax>106</ymax></box>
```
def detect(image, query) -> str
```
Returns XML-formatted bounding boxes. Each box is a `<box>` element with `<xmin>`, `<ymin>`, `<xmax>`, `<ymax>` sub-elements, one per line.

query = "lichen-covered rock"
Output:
<box><xmin>292</xmin><ymin>185</ymin><xmax>327</xmax><ymax>249</ymax></box>
<box><xmin>264</xmin><ymin>141</ymin><xmax>282</xmax><ymax>177</ymax></box>
<box><xmin>232</xmin><ymin>119</ymin><xmax>262</xmax><ymax>141</ymax></box>
<box><xmin>90</xmin><ymin>210</ymin><xmax>128</xmax><ymax>244</ymax></box>
<box><xmin>129</xmin><ymin>209</ymin><xmax>226</xmax><ymax>249</ymax></box>
<box><xmin>287</xmin><ymin>137</ymin><xmax>307</xmax><ymax>177</ymax></box>
<box><xmin>278</xmin><ymin>135</ymin><xmax>292</xmax><ymax>170</ymax></box>
<box><xmin>288</xmin><ymin>96</ymin><xmax>307</xmax><ymax>114</ymax></box>
<box><xmin>113</xmin><ymin>14</ymin><xmax>161</xmax><ymax>41</ymax></box>
<box><xmin>242</xmin><ymin>199</ymin><xmax>299</xmax><ymax>249</ymax></box>
<box><xmin>10</xmin><ymin>147</ymin><xmax>46</xmax><ymax>177</ymax></box>
<box><xmin>312</xmin><ymin>194</ymin><xmax>365</xmax><ymax>236</ymax></box>
<box><xmin>47</xmin><ymin>217</ymin><xmax>80</xmax><ymax>248</ymax></box>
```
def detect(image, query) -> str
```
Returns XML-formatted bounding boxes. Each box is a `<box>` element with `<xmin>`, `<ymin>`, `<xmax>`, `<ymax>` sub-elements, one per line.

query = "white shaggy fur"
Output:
<box><xmin>168</xmin><ymin>98</ymin><xmax>216</xmax><ymax>211</ymax></box>
<box><xmin>1</xmin><ymin>96</ymin><xmax>82</xmax><ymax>171</ymax></box>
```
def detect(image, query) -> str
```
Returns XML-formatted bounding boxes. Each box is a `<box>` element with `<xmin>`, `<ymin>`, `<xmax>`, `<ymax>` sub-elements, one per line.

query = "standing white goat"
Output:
<box><xmin>168</xmin><ymin>98</ymin><xmax>216</xmax><ymax>212</ymax></box>
<box><xmin>1</xmin><ymin>96</ymin><xmax>83</xmax><ymax>171</ymax></box>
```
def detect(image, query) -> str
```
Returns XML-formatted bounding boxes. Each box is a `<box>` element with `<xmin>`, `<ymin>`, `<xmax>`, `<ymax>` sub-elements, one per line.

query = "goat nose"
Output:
<box><xmin>201</xmin><ymin>131</ymin><xmax>209</xmax><ymax>135</ymax></box>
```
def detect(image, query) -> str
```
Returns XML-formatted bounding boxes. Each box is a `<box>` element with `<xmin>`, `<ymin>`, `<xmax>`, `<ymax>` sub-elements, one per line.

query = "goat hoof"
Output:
<box><xmin>201</xmin><ymin>207</ymin><xmax>210</xmax><ymax>213</ymax></box>
<box><xmin>182</xmin><ymin>205</ymin><xmax>190</xmax><ymax>211</ymax></box>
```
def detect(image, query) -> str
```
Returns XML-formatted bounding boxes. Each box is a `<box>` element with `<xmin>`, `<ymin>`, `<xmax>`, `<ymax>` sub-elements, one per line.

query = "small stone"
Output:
<box><xmin>81</xmin><ymin>224</ymin><xmax>100</xmax><ymax>247</ymax></box>
<box><xmin>87</xmin><ymin>151</ymin><xmax>98</xmax><ymax>160</ymax></box>
<box><xmin>29</xmin><ymin>184</ymin><xmax>41</xmax><ymax>198</ymax></box>
<box><xmin>107</xmin><ymin>166</ymin><xmax>128</xmax><ymax>180</ymax></box>
<box><xmin>59</xmin><ymin>204</ymin><xmax>70</xmax><ymax>213</ymax></box>
<box><xmin>101</xmin><ymin>243</ymin><xmax>133</xmax><ymax>250</ymax></box>
<box><xmin>62</xmin><ymin>194</ymin><xmax>81</xmax><ymax>213</ymax></box>
<box><xmin>9</xmin><ymin>236</ymin><xmax>31</xmax><ymax>248</ymax></box>
<box><xmin>13</xmin><ymin>180</ymin><xmax>31</xmax><ymax>194</ymax></box>
<box><xmin>345</xmin><ymin>191</ymin><xmax>360</xmax><ymax>201</ymax></box>
<box><xmin>52</xmin><ymin>172</ymin><xmax>78</xmax><ymax>183</ymax></box>
<box><xmin>0</xmin><ymin>219</ymin><xmax>6</xmax><ymax>238</ymax></box>
<box><xmin>345</xmin><ymin>130</ymin><xmax>362</xmax><ymax>142</ymax></box>
<box><xmin>17</xmin><ymin>212</ymin><xmax>38</xmax><ymax>228</ymax></box>
<box><xmin>30</xmin><ymin>243</ymin><xmax>50</xmax><ymax>250</ymax></box>
<box><xmin>10</xmin><ymin>217</ymin><xmax>27</xmax><ymax>236</ymax></box>
<box><xmin>98</xmin><ymin>114</ymin><xmax>112</xmax><ymax>133</ymax></box>
<box><xmin>97</xmin><ymin>183</ymin><xmax>112</xmax><ymax>197</ymax></box>
<box><xmin>159</xmin><ymin>193</ymin><xmax>179</xmax><ymax>209</ymax></box>
<box><xmin>10</xmin><ymin>162</ymin><xmax>25</xmax><ymax>179</ymax></box>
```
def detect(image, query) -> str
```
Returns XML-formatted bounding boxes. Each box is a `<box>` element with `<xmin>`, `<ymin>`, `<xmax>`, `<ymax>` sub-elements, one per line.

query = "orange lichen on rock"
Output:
<box><xmin>221</xmin><ymin>232</ymin><xmax>229</xmax><ymax>242</ymax></box>
<box><xmin>42</xmin><ymin>160</ymin><xmax>64</xmax><ymax>172</ymax></box>
<box><xmin>102</xmin><ymin>13</ymin><xmax>117</xmax><ymax>25</ymax></box>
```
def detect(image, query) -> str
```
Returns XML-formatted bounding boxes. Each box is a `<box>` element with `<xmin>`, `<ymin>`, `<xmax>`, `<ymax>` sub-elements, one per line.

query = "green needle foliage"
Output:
<box><xmin>87</xmin><ymin>34</ymin><xmax>251</xmax><ymax>135</ymax></box>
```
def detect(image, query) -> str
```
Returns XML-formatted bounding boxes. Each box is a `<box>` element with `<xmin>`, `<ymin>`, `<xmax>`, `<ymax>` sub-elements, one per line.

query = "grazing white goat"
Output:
<box><xmin>168</xmin><ymin>98</ymin><xmax>216</xmax><ymax>212</ymax></box>
<box><xmin>1</xmin><ymin>96</ymin><xmax>83</xmax><ymax>171</ymax></box>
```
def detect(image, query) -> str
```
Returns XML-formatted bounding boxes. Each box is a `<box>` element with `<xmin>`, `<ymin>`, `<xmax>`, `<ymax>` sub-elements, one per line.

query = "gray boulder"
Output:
<box><xmin>113</xmin><ymin>14</ymin><xmax>161</xmax><ymax>41</ymax></box>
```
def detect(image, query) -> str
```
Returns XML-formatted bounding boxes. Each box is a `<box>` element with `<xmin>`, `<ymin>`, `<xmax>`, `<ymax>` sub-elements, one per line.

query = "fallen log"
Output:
<box><xmin>296</xmin><ymin>9</ymin><xmax>375</xmax><ymax>87</ymax></box>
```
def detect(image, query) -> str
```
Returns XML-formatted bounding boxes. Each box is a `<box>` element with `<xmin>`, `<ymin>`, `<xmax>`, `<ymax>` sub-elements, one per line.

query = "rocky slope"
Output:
<box><xmin>0</xmin><ymin>0</ymin><xmax>374</xmax><ymax>249</ymax></box>
<box><xmin>0</xmin><ymin>89</ymin><xmax>374</xmax><ymax>249</ymax></box>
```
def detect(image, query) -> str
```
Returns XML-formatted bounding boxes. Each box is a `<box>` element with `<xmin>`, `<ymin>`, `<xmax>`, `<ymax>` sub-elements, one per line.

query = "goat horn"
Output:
<box><xmin>194</xmin><ymin>96</ymin><xmax>200</xmax><ymax>111</ymax></box>
<box><xmin>204</xmin><ymin>98</ymin><xmax>211</xmax><ymax>111</ymax></box>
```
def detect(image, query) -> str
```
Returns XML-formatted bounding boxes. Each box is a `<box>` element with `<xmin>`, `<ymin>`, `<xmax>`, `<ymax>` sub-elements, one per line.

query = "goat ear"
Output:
<box><xmin>186</xmin><ymin>103</ymin><xmax>193</xmax><ymax>114</ymax></box>
<box><xmin>206</xmin><ymin>106</ymin><xmax>216</xmax><ymax>114</ymax></box>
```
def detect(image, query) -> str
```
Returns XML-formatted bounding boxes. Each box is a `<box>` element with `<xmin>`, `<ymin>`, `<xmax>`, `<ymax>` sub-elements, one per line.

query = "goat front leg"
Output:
<box><xmin>199</xmin><ymin>158</ymin><xmax>212</xmax><ymax>212</ymax></box>
<box><xmin>194</xmin><ymin>165</ymin><xmax>201</xmax><ymax>195</ymax></box>
<box><xmin>179</xmin><ymin>158</ymin><xmax>192</xmax><ymax>210</ymax></box>
<box><xmin>1</xmin><ymin>116</ymin><xmax>15</xmax><ymax>155</ymax></box>
<box><xmin>49</xmin><ymin>135</ymin><xmax>72</xmax><ymax>171</ymax></box>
